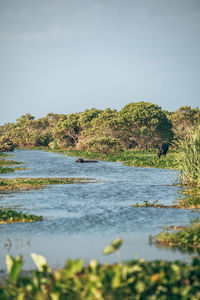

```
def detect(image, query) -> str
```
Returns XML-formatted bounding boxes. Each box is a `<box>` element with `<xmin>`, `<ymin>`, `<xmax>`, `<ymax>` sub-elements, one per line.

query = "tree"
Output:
<box><xmin>78</xmin><ymin>108</ymin><xmax>128</xmax><ymax>148</ymax></box>
<box><xmin>119</xmin><ymin>102</ymin><xmax>173</xmax><ymax>149</ymax></box>
<box><xmin>53</xmin><ymin>113</ymin><xmax>81</xmax><ymax>148</ymax></box>
<box><xmin>170</xmin><ymin>106</ymin><xmax>200</xmax><ymax>142</ymax></box>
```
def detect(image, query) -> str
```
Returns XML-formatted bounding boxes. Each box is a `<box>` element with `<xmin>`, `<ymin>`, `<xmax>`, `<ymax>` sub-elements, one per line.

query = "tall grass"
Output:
<box><xmin>175</xmin><ymin>126</ymin><xmax>200</xmax><ymax>187</ymax></box>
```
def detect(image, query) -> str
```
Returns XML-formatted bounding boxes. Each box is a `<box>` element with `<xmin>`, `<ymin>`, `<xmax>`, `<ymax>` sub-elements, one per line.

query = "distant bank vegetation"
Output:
<box><xmin>0</xmin><ymin>102</ymin><xmax>199</xmax><ymax>153</ymax></box>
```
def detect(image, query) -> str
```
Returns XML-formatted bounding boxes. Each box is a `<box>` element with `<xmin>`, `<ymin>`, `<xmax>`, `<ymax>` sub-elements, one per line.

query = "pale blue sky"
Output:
<box><xmin>0</xmin><ymin>0</ymin><xmax>200</xmax><ymax>125</ymax></box>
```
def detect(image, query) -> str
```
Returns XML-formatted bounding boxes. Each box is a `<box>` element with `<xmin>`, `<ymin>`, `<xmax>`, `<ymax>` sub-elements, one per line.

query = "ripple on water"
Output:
<box><xmin>0</xmin><ymin>150</ymin><xmax>193</xmax><ymax>268</ymax></box>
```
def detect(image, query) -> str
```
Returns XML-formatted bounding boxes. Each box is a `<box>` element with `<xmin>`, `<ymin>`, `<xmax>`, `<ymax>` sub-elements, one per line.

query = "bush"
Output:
<box><xmin>0</xmin><ymin>136</ymin><xmax>15</xmax><ymax>152</ymax></box>
<box><xmin>85</xmin><ymin>137</ymin><xmax>124</xmax><ymax>155</ymax></box>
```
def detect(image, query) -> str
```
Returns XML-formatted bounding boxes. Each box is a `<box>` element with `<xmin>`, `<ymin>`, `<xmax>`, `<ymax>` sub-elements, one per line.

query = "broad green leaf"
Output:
<box><xmin>31</xmin><ymin>253</ymin><xmax>51</xmax><ymax>272</ymax></box>
<box><xmin>65</xmin><ymin>258</ymin><xmax>83</xmax><ymax>277</ymax></box>
<box><xmin>103</xmin><ymin>238</ymin><xmax>123</xmax><ymax>255</ymax></box>
<box><xmin>6</xmin><ymin>254</ymin><xmax>14</xmax><ymax>274</ymax></box>
<box><xmin>6</xmin><ymin>254</ymin><xmax>23</xmax><ymax>283</ymax></box>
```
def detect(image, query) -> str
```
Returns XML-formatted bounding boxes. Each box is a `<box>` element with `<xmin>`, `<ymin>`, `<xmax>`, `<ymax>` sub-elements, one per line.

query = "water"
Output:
<box><xmin>0</xmin><ymin>150</ymin><xmax>195</xmax><ymax>269</ymax></box>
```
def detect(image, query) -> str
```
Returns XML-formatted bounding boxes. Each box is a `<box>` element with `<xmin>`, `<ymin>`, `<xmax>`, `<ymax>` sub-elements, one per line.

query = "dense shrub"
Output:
<box><xmin>85</xmin><ymin>137</ymin><xmax>124</xmax><ymax>155</ymax></box>
<box><xmin>0</xmin><ymin>136</ymin><xmax>15</xmax><ymax>152</ymax></box>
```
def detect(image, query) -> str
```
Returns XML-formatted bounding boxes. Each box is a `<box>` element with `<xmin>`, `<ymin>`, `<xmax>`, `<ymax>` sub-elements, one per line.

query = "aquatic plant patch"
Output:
<box><xmin>65</xmin><ymin>149</ymin><xmax>178</xmax><ymax>169</ymax></box>
<box><xmin>0</xmin><ymin>159</ymin><xmax>22</xmax><ymax>166</ymax></box>
<box><xmin>0</xmin><ymin>209</ymin><xmax>43</xmax><ymax>224</ymax></box>
<box><xmin>132</xmin><ymin>187</ymin><xmax>200</xmax><ymax>209</ymax></box>
<box><xmin>0</xmin><ymin>177</ymin><xmax>96</xmax><ymax>192</ymax></box>
<box><xmin>0</xmin><ymin>158</ymin><xmax>24</xmax><ymax>173</ymax></box>
<box><xmin>154</xmin><ymin>219</ymin><xmax>200</xmax><ymax>250</ymax></box>
<box><xmin>1</xmin><ymin>253</ymin><xmax>200</xmax><ymax>299</ymax></box>
<box><xmin>0</xmin><ymin>166</ymin><xmax>15</xmax><ymax>174</ymax></box>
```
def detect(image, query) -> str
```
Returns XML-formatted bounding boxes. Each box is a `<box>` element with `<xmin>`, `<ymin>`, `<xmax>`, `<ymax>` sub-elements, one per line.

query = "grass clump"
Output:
<box><xmin>175</xmin><ymin>126</ymin><xmax>200</xmax><ymax>187</ymax></box>
<box><xmin>154</xmin><ymin>218</ymin><xmax>200</xmax><ymax>250</ymax></box>
<box><xmin>0</xmin><ymin>177</ymin><xmax>95</xmax><ymax>192</ymax></box>
<box><xmin>0</xmin><ymin>166</ymin><xmax>15</xmax><ymax>174</ymax></box>
<box><xmin>0</xmin><ymin>156</ymin><xmax>23</xmax><ymax>174</ymax></box>
<box><xmin>0</xmin><ymin>209</ymin><xmax>43</xmax><ymax>224</ymax></box>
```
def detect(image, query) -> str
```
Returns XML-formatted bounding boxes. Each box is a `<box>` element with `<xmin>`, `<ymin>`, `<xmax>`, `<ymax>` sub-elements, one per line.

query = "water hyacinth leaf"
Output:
<box><xmin>103</xmin><ymin>238</ymin><xmax>123</xmax><ymax>255</ymax></box>
<box><xmin>64</xmin><ymin>258</ymin><xmax>83</xmax><ymax>277</ymax></box>
<box><xmin>6</xmin><ymin>254</ymin><xmax>23</xmax><ymax>283</ymax></box>
<box><xmin>6</xmin><ymin>254</ymin><xmax>14</xmax><ymax>274</ymax></box>
<box><xmin>31</xmin><ymin>253</ymin><xmax>51</xmax><ymax>272</ymax></box>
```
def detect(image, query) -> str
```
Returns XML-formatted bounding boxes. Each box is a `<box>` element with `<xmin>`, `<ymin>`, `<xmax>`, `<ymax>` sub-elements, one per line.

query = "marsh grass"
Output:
<box><xmin>155</xmin><ymin>218</ymin><xmax>200</xmax><ymax>250</ymax></box>
<box><xmin>0</xmin><ymin>166</ymin><xmax>15</xmax><ymax>174</ymax></box>
<box><xmin>0</xmin><ymin>177</ymin><xmax>96</xmax><ymax>192</ymax></box>
<box><xmin>0</xmin><ymin>156</ymin><xmax>23</xmax><ymax>173</ymax></box>
<box><xmin>175</xmin><ymin>126</ymin><xmax>200</xmax><ymax>187</ymax></box>
<box><xmin>66</xmin><ymin>149</ymin><xmax>178</xmax><ymax>169</ymax></box>
<box><xmin>0</xmin><ymin>209</ymin><xmax>43</xmax><ymax>224</ymax></box>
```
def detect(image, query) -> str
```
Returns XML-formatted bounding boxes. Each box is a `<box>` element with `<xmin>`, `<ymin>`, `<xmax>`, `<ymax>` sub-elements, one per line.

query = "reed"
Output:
<box><xmin>175</xmin><ymin>126</ymin><xmax>200</xmax><ymax>187</ymax></box>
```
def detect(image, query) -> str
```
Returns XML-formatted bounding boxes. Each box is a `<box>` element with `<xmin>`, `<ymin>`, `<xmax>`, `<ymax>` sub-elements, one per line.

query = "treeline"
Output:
<box><xmin>0</xmin><ymin>102</ymin><xmax>199</xmax><ymax>153</ymax></box>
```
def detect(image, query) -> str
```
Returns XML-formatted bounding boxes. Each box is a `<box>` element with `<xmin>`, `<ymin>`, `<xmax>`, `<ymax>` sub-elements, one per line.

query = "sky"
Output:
<box><xmin>0</xmin><ymin>0</ymin><xmax>200</xmax><ymax>125</ymax></box>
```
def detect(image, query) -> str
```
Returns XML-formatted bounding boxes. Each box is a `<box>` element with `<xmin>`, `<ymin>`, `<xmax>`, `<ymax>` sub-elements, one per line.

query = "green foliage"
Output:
<box><xmin>0</xmin><ymin>166</ymin><xmax>15</xmax><ymax>174</ymax></box>
<box><xmin>0</xmin><ymin>136</ymin><xmax>15</xmax><ymax>152</ymax></box>
<box><xmin>170</xmin><ymin>106</ymin><xmax>200</xmax><ymax>142</ymax></box>
<box><xmin>66</xmin><ymin>149</ymin><xmax>178</xmax><ymax>169</ymax></box>
<box><xmin>119</xmin><ymin>102</ymin><xmax>173</xmax><ymax>149</ymax></box>
<box><xmin>175</xmin><ymin>126</ymin><xmax>200</xmax><ymax>187</ymax></box>
<box><xmin>103</xmin><ymin>238</ymin><xmax>123</xmax><ymax>255</ymax></box>
<box><xmin>85</xmin><ymin>137</ymin><xmax>124</xmax><ymax>155</ymax></box>
<box><xmin>6</xmin><ymin>255</ymin><xmax>24</xmax><ymax>284</ymax></box>
<box><xmin>1</xmin><ymin>253</ymin><xmax>200</xmax><ymax>299</ymax></box>
<box><xmin>155</xmin><ymin>219</ymin><xmax>200</xmax><ymax>250</ymax></box>
<box><xmin>0</xmin><ymin>209</ymin><xmax>43</xmax><ymax>223</ymax></box>
<box><xmin>53</xmin><ymin>113</ymin><xmax>81</xmax><ymax>148</ymax></box>
<box><xmin>0</xmin><ymin>177</ymin><xmax>96</xmax><ymax>192</ymax></box>
<box><xmin>0</xmin><ymin>156</ymin><xmax>23</xmax><ymax>173</ymax></box>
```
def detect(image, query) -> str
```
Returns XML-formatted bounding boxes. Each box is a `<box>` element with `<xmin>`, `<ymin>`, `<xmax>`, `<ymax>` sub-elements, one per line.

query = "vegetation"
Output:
<box><xmin>119</xmin><ymin>102</ymin><xmax>174</xmax><ymax>149</ymax></box>
<box><xmin>66</xmin><ymin>148</ymin><xmax>178</xmax><ymax>169</ymax></box>
<box><xmin>0</xmin><ymin>156</ymin><xmax>24</xmax><ymax>174</ymax></box>
<box><xmin>0</xmin><ymin>136</ymin><xmax>15</xmax><ymax>152</ymax></box>
<box><xmin>132</xmin><ymin>187</ymin><xmax>200</xmax><ymax>209</ymax></box>
<box><xmin>0</xmin><ymin>209</ymin><xmax>43</xmax><ymax>224</ymax></box>
<box><xmin>1</xmin><ymin>240</ymin><xmax>200</xmax><ymax>299</ymax></box>
<box><xmin>2</xmin><ymin>102</ymin><xmax>198</xmax><ymax>152</ymax></box>
<box><xmin>175</xmin><ymin>126</ymin><xmax>200</xmax><ymax>187</ymax></box>
<box><xmin>154</xmin><ymin>219</ymin><xmax>200</xmax><ymax>251</ymax></box>
<box><xmin>0</xmin><ymin>177</ymin><xmax>96</xmax><ymax>192</ymax></box>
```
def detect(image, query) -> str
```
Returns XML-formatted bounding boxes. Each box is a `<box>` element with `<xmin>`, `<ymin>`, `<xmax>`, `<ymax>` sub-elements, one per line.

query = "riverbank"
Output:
<box><xmin>16</xmin><ymin>147</ymin><xmax>178</xmax><ymax>169</ymax></box>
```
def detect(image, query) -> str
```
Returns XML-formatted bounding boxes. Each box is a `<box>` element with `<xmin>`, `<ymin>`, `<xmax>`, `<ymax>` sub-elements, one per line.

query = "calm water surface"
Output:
<box><xmin>0</xmin><ymin>150</ymin><xmax>195</xmax><ymax>269</ymax></box>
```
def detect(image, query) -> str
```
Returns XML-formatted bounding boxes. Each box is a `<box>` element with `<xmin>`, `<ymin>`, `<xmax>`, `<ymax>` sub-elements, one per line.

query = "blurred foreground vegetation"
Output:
<box><xmin>1</xmin><ymin>240</ymin><xmax>200</xmax><ymax>300</ymax></box>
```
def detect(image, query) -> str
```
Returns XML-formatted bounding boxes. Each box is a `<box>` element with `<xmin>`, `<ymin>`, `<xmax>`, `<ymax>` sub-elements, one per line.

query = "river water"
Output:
<box><xmin>0</xmin><ymin>150</ymin><xmax>196</xmax><ymax>269</ymax></box>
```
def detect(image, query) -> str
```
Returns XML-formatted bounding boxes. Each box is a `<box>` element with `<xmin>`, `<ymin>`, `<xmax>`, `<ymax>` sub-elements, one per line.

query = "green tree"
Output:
<box><xmin>170</xmin><ymin>106</ymin><xmax>200</xmax><ymax>142</ymax></box>
<box><xmin>53</xmin><ymin>113</ymin><xmax>81</xmax><ymax>148</ymax></box>
<box><xmin>119</xmin><ymin>102</ymin><xmax>173</xmax><ymax>149</ymax></box>
<box><xmin>79</xmin><ymin>108</ymin><xmax>127</xmax><ymax>148</ymax></box>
